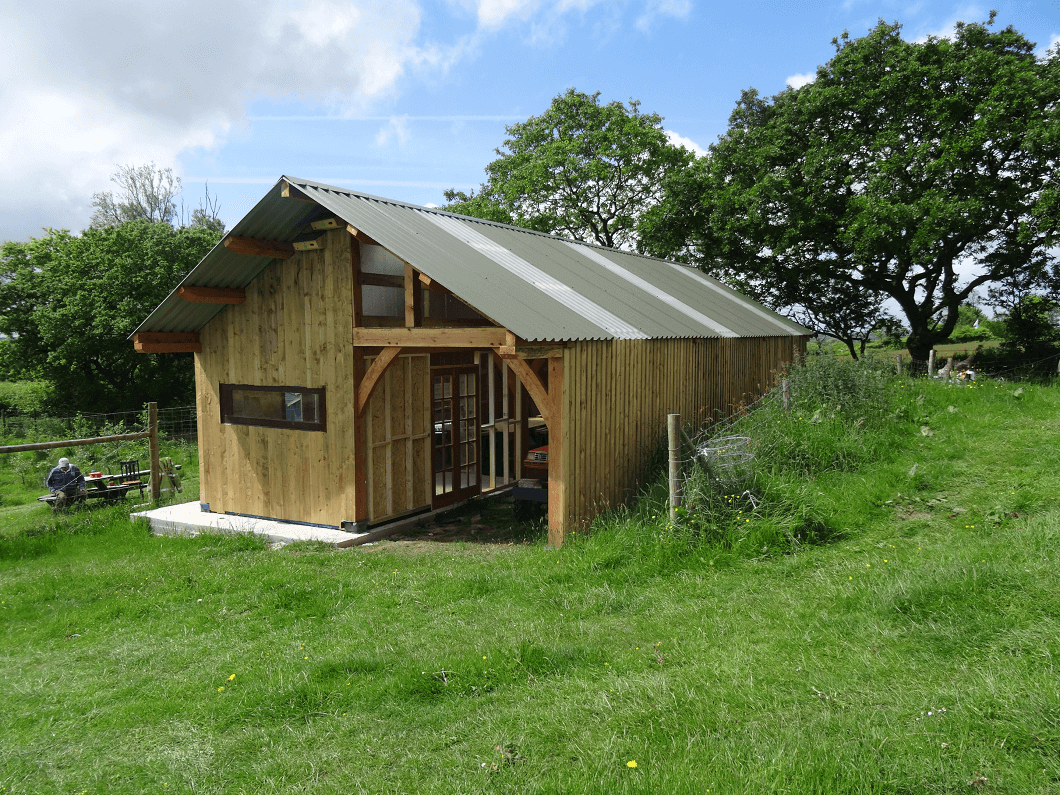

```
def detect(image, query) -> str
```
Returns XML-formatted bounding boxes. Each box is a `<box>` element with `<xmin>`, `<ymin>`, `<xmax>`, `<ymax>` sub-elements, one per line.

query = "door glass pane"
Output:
<box><xmin>443</xmin><ymin>376</ymin><xmax>452</xmax><ymax>398</ymax></box>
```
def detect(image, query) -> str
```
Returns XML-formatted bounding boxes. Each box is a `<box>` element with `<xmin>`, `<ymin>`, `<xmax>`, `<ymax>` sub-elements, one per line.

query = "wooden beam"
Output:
<box><xmin>359</xmin><ymin>272</ymin><xmax>404</xmax><ymax>289</ymax></box>
<box><xmin>351</xmin><ymin>238</ymin><xmax>367</xmax><ymax>524</ymax></box>
<box><xmin>281</xmin><ymin>180</ymin><xmax>316</xmax><ymax>202</ymax></box>
<box><xmin>419</xmin><ymin>273</ymin><xmax>448</xmax><ymax>295</ymax></box>
<box><xmin>352</xmin><ymin>327</ymin><xmax>507</xmax><ymax>348</ymax></box>
<box><xmin>505</xmin><ymin>356</ymin><xmax>552</xmax><ymax>430</ymax></box>
<box><xmin>292</xmin><ymin>234</ymin><xmax>326</xmax><ymax>251</ymax></box>
<box><xmin>134</xmin><ymin>332</ymin><xmax>200</xmax><ymax>345</ymax></box>
<box><xmin>547</xmin><ymin>353</ymin><xmax>566</xmax><ymax>547</ymax></box>
<box><xmin>347</xmin><ymin>224</ymin><xmax>381</xmax><ymax>247</ymax></box>
<box><xmin>134</xmin><ymin>332</ymin><xmax>202</xmax><ymax>353</ymax></box>
<box><xmin>310</xmin><ymin>217</ymin><xmax>342</xmax><ymax>231</ymax></box>
<box><xmin>357</xmin><ymin>346</ymin><xmax>403</xmax><ymax>415</ymax></box>
<box><xmin>223</xmin><ymin>235</ymin><xmax>295</xmax><ymax>259</ymax></box>
<box><xmin>134</xmin><ymin>342</ymin><xmax>203</xmax><ymax>353</ymax></box>
<box><xmin>499</xmin><ymin>344</ymin><xmax>567</xmax><ymax>360</ymax></box>
<box><xmin>0</xmin><ymin>430</ymin><xmax>149</xmax><ymax>455</ymax></box>
<box><xmin>177</xmin><ymin>286</ymin><xmax>246</xmax><ymax>305</ymax></box>
<box><xmin>404</xmin><ymin>263</ymin><xmax>422</xmax><ymax>327</ymax></box>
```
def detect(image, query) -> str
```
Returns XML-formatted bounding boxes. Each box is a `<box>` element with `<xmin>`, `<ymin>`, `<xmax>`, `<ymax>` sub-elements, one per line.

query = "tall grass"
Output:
<box><xmin>580</xmin><ymin>353</ymin><xmax>916</xmax><ymax>560</ymax></box>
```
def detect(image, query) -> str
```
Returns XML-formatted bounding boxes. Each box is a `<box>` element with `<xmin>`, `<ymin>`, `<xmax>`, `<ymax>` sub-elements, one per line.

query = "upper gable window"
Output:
<box><xmin>220</xmin><ymin>384</ymin><xmax>326</xmax><ymax>431</ymax></box>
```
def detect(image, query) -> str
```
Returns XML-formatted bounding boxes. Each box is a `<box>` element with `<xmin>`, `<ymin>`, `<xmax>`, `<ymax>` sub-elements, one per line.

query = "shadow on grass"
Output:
<box><xmin>388</xmin><ymin>493</ymin><xmax>547</xmax><ymax>546</ymax></box>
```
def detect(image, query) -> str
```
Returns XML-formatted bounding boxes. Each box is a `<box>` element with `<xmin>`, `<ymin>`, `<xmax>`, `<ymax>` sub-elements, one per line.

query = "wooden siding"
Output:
<box><xmin>364</xmin><ymin>352</ymin><xmax>432</xmax><ymax>523</ymax></box>
<box><xmin>195</xmin><ymin>228</ymin><xmax>358</xmax><ymax>526</ymax></box>
<box><xmin>554</xmin><ymin>336</ymin><xmax>806</xmax><ymax>532</ymax></box>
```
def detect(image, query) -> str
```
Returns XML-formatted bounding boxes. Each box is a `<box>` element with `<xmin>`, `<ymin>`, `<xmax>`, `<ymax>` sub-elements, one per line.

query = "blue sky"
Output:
<box><xmin>2</xmin><ymin>0</ymin><xmax>1057</xmax><ymax>240</ymax></box>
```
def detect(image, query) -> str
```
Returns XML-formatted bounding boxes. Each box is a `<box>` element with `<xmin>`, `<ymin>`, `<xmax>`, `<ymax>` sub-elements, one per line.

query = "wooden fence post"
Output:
<box><xmin>896</xmin><ymin>354</ymin><xmax>903</xmax><ymax>376</ymax></box>
<box><xmin>928</xmin><ymin>350</ymin><xmax>935</xmax><ymax>377</ymax></box>
<box><xmin>668</xmin><ymin>413</ymin><xmax>681</xmax><ymax>525</ymax></box>
<box><xmin>149</xmin><ymin>402</ymin><xmax>160</xmax><ymax>501</ymax></box>
<box><xmin>782</xmin><ymin>379</ymin><xmax>791</xmax><ymax>412</ymax></box>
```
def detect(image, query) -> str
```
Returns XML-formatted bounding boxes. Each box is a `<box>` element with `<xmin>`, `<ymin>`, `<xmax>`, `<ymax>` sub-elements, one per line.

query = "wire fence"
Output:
<box><xmin>0</xmin><ymin>405</ymin><xmax>197</xmax><ymax>444</ymax></box>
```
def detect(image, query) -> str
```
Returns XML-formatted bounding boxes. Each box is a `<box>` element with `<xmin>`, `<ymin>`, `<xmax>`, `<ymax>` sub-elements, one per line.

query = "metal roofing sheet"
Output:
<box><xmin>135</xmin><ymin>175</ymin><xmax>811</xmax><ymax>341</ymax></box>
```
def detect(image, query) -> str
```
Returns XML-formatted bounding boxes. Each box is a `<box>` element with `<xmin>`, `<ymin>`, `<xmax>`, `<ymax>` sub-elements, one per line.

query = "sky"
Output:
<box><xmin>1</xmin><ymin>0</ymin><xmax>1058</xmax><ymax>241</ymax></box>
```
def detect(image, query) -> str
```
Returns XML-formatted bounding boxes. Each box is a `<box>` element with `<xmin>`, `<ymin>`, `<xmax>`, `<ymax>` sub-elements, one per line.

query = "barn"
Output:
<box><xmin>134</xmin><ymin>176</ymin><xmax>809</xmax><ymax>545</ymax></box>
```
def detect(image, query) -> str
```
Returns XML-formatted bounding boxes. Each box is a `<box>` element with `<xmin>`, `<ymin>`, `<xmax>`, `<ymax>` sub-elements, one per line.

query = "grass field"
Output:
<box><xmin>2</xmin><ymin>368</ymin><xmax>1058</xmax><ymax>793</ymax></box>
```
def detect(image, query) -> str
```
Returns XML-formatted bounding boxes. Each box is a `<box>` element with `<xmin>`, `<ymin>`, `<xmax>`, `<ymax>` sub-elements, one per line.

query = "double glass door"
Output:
<box><xmin>432</xmin><ymin>366</ymin><xmax>479</xmax><ymax>507</ymax></box>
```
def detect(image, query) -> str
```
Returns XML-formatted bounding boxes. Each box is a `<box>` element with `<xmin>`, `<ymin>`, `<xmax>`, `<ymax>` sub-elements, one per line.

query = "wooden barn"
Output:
<box><xmin>134</xmin><ymin>177</ymin><xmax>809</xmax><ymax>545</ymax></box>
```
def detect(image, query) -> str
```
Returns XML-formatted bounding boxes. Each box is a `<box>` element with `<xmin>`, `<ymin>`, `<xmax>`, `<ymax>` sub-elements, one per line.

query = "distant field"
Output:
<box><xmin>2</xmin><ymin>373</ymin><xmax>1058</xmax><ymax>793</ymax></box>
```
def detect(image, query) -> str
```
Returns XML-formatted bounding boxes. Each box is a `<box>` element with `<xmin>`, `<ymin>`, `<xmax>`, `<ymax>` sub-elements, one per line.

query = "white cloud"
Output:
<box><xmin>376</xmin><ymin>116</ymin><xmax>412</xmax><ymax>146</ymax></box>
<box><xmin>1037</xmin><ymin>33</ymin><xmax>1060</xmax><ymax>59</ymax></box>
<box><xmin>786</xmin><ymin>72</ymin><xmax>816</xmax><ymax>89</ymax></box>
<box><xmin>0</xmin><ymin>0</ymin><xmax>455</xmax><ymax>239</ymax></box>
<box><xmin>665</xmin><ymin>129</ymin><xmax>706</xmax><ymax>157</ymax></box>
<box><xmin>636</xmin><ymin>0</ymin><xmax>691</xmax><ymax>32</ymax></box>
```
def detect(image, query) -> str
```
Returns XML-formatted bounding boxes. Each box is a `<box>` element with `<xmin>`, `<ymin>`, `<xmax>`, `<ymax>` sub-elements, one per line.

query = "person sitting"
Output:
<box><xmin>46</xmin><ymin>457</ymin><xmax>86</xmax><ymax>511</ymax></box>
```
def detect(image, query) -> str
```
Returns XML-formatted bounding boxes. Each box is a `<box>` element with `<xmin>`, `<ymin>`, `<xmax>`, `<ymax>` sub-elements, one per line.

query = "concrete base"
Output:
<box><xmin>131</xmin><ymin>502</ymin><xmax>377</xmax><ymax>548</ymax></box>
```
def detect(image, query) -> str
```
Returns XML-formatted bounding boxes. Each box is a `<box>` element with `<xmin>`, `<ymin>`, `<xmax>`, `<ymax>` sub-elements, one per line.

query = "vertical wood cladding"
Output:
<box><xmin>364</xmin><ymin>352</ymin><xmax>432</xmax><ymax>524</ymax></box>
<box><xmin>556</xmin><ymin>336</ymin><xmax>806</xmax><ymax>530</ymax></box>
<box><xmin>195</xmin><ymin>228</ymin><xmax>357</xmax><ymax>526</ymax></box>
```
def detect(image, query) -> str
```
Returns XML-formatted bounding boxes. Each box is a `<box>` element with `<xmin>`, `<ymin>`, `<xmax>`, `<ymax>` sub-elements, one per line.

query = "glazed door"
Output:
<box><xmin>432</xmin><ymin>366</ymin><xmax>480</xmax><ymax>507</ymax></box>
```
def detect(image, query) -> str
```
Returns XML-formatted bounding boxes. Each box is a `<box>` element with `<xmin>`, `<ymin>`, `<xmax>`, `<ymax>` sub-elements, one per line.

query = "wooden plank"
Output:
<box><xmin>281</xmin><ymin>180</ymin><xmax>317</xmax><ymax>202</ymax></box>
<box><xmin>346</xmin><ymin>224</ymin><xmax>381</xmax><ymax>247</ymax></box>
<box><xmin>134</xmin><ymin>342</ymin><xmax>202</xmax><ymax>353</ymax></box>
<box><xmin>353</xmin><ymin>327</ymin><xmax>507</xmax><ymax>348</ymax></box>
<box><xmin>357</xmin><ymin>346</ymin><xmax>403</xmax><ymax>415</ymax></box>
<box><xmin>359</xmin><ymin>271</ymin><xmax>404</xmax><ymax>289</ymax></box>
<box><xmin>311</xmin><ymin>217</ymin><xmax>343</xmax><ymax>231</ymax></box>
<box><xmin>178</xmin><ymin>285</ymin><xmax>246</xmax><ymax>304</ymax></box>
<box><xmin>547</xmin><ymin>352</ymin><xmax>566</xmax><ymax>546</ymax></box>
<box><xmin>224</xmin><ymin>235</ymin><xmax>296</xmax><ymax>259</ymax></box>
<box><xmin>134</xmin><ymin>332</ymin><xmax>200</xmax><ymax>344</ymax></box>
<box><xmin>498</xmin><ymin>344</ymin><xmax>566</xmax><ymax>360</ymax></box>
<box><xmin>404</xmin><ymin>262</ymin><xmax>423</xmax><ymax>327</ymax></box>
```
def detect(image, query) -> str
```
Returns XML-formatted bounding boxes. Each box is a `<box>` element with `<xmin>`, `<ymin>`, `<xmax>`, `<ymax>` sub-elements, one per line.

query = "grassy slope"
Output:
<box><xmin>1</xmin><ymin>379</ymin><xmax>1058</xmax><ymax>794</ymax></box>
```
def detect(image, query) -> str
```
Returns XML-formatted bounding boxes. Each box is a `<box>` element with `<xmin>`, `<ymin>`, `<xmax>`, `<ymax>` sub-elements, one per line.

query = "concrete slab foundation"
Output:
<box><xmin>131</xmin><ymin>501</ymin><xmax>381</xmax><ymax>548</ymax></box>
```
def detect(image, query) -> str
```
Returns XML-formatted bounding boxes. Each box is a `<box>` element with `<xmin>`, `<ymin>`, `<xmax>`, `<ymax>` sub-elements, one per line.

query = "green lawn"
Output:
<box><xmin>2</xmin><ymin>375</ymin><xmax>1058</xmax><ymax>793</ymax></box>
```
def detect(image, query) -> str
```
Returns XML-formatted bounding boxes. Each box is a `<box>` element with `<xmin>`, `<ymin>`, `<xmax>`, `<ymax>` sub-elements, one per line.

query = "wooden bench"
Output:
<box><xmin>38</xmin><ymin>483</ymin><xmax>140</xmax><ymax>506</ymax></box>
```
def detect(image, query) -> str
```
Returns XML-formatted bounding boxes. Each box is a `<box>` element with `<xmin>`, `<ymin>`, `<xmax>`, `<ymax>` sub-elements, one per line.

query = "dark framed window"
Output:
<box><xmin>220</xmin><ymin>384</ymin><xmax>326</xmax><ymax>432</ymax></box>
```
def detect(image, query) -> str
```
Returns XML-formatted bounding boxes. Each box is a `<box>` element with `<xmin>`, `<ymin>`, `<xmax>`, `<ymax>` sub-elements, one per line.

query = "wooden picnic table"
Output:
<box><xmin>38</xmin><ymin>469</ymin><xmax>150</xmax><ymax>507</ymax></box>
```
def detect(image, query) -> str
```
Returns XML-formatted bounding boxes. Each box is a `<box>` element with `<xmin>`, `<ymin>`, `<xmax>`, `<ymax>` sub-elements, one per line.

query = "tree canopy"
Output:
<box><xmin>0</xmin><ymin>221</ymin><xmax>220</xmax><ymax>412</ymax></box>
<box><xmin>641</xmin><ymin>15</ymin><xmax>1060</xmax><ymax>361</ymax></box>
<box><xmin>445</xmin><ymin>88</ymin><xmax>694</xmax><ymax>248</ymax></box>
<box><xmin>92</xmin><ymin>163</ymin><xmax>225</xmax><ymax>233</ymax></box>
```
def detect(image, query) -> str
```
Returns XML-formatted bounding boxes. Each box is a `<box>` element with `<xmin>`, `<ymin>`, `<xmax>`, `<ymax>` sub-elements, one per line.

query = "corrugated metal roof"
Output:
<box><xmin>134</xmin><ymin>176</ymin><xmax>810</xmax><ymax>341</ymax></box>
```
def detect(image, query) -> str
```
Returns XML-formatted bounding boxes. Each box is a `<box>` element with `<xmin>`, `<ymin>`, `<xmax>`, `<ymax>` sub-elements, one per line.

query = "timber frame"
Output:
<box><xmin>137</xmin><ymin>176</ymin><xmax>809</xmax><ymax>547</ymax></box>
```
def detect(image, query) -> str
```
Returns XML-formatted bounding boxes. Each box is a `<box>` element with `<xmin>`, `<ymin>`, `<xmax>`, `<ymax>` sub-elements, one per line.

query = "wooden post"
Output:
<box><xmin>928</xmin><ymin>349</ymin><xmax>936</xmax><ymax>377</ymax></box>
<box><xmin>547</xmin><ymin>353</ymin><xmax>566</xmax><ymax>547</ymax></box>
<box><xmin>782</xmin><ymin>379</ymin><xmax>791</xmax><ymax>412</ymax></box>
<box><xmin>668</xmin><ymin>413</ymin><xmax>681</xmax><ymax>524</ymax></box>
<box><xmin>896</xmin><ymin>354</ymin><xmax>903</xmax><ymax>376</ymax></box>
<box><xmin>149</xmin><ymin>402</ymin><xmax>161</xmax><ymax>501</ymax></box>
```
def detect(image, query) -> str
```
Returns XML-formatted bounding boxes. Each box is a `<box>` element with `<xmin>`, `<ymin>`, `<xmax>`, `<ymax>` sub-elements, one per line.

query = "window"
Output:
<box><xmin>220</xmin><ymin>384</ymin><xmax>326</xmax><ymax>431</ymax></box>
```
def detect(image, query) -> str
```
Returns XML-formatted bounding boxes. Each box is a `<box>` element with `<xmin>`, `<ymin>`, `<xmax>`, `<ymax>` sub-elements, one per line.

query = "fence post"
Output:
<box><xmin>896</xmin><ymin>354</ymin><xmax>903</xmax><ymax>376</ymax></box>
<box><xmin>668</xmin><ymin>413</ymin><xmax>681</xmax><ymax>525</ymax></box>
<box><xmin>928</xmin><ymin>350</ymin><xmax>935</xmax><ymax>377</ymax></box>
<box><xmin>782</xmin><ymin>379</ymin><xmax>791</xmax><ymax>412</ymax></box>
<box><xmin>149</xmin><ymin>402</ymin><xmax>161</xmax><ymax>501</ymax></box>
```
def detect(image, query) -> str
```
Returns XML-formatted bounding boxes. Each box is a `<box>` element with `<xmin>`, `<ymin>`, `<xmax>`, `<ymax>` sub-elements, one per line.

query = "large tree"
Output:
<box><xmin>641</xmin><ymin>15</ymin><xmax>1060</xmax><ymax>361</ymax></box>
<box><xmin>0</xmin><ymin>221</ymin><xmax>220</xmax><ymax>412</ymax></box>
<box><xmin>445</xmin><ymin>88</ymin><xmax>694</xmax><ymax>248</ymax></box>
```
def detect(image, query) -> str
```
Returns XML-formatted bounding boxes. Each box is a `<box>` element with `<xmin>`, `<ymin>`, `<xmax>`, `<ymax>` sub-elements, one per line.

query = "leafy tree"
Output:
<box><xmin>92</xmin><ymin>163</ymin><xmax>225</xmax><ymax>232</ymax></box>
<box><xmin>444</xmin><ymin>88</ymin><xmax>694</xmax><ymax>248</ymax></box>
<box><xmin>0</xmin><ymin>221</ymin><xmax>220</xmax><ymax>412</ymax></box>
<box><xmin>642</xmin><ymin>15</ymin><xmax>1060</xmax><ymax>362</ymax></box>
<box><xmin>986</xmin><ymin>268</ymin><xmax>1060</xmax><ymax>359</ymax></box>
